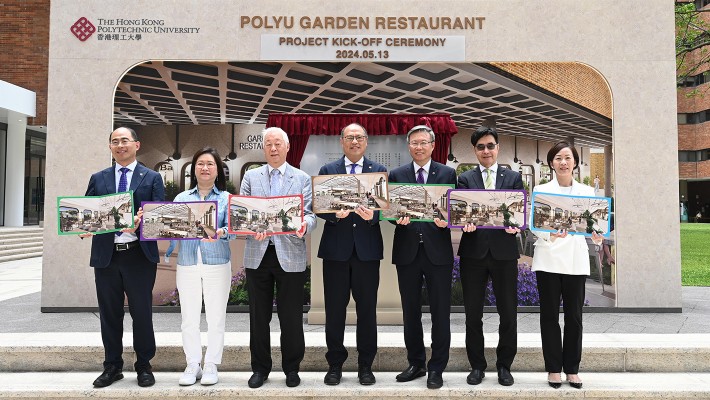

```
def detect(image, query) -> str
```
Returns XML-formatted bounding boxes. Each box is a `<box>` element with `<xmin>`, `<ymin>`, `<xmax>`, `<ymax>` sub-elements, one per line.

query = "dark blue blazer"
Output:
<box><xmin>85</xmin><ymin>163</ymin><xmax>165</xmax><ymax>268</ymax></box>
<box><xmin>389</xmin><ymin>161</ymin><xmax>457</xmax><ymax>266</ymax></box>
<box><xmin>457</xmin><ymin>166</ymin><xmax>524</xmax><ymax>261</ymax></box>
<box><xmin>317</xmin><ymin>156</ymin><xmax>386</xmax><ymax>262</ymax></box>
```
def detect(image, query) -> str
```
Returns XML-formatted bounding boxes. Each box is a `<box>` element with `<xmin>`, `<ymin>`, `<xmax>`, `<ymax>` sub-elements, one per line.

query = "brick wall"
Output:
<box><xmin>491</xmin><ymin>62</ymin><xmax>612</xmax><ymax>119</ymax></box>
<box><xmin>0</xmin><ymin>0</ymin><xmax>50</xmax><ymax>125</ymax></box>
<box><xmin>677</xmin><ymin>82</ymin><xmax>710</xmax><ymax>112</ymax></box>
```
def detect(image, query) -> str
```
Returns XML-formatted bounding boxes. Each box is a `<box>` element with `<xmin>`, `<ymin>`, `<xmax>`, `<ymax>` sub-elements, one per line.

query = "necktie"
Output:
<box><xmin>484</xmin><ymin>168</ymin><xmax>494</xmax><ymax>189</ymax></box>
<box><xmin>349</xmin><ymin>163</ymin><xmax>357</xmax><ymax>174</ymax></box>
<box><xmin>270</xmin><ymin>168</ymin><xmax>282</xmax><ymax>196</ymax></box>
<box><xmin>116</xmin><ymin>167</ymin><xmax>129</xmax><ymax>236</ymax></box>
<box><xmin>117</xmin><ymin>167</ymin><xmax>129</xmax><ymax>192</ymax></box>
<box><xmin>416</xmin><ymin>167</ymin><xmax>425</xmax><ymax>184</ymax></box>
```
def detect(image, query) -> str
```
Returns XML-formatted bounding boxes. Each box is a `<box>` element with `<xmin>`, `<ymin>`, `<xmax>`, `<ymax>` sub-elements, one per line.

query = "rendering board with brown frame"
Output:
<box><xmin>380</xmin><ymin>183</ymin><xmax>454</xmax><ymax>222</ymax></box>
<box><xmin>530</xmin><ymin>192</ymin><xmax>612</xmax><ymax>237</ymax></box>
<box><xmin>228</xmin><ymin>194</ymin><xmax>304</xmax><ymax>235</ymax></box>
<box><xmin>447</xmin><ymin>189</ymin><xmax>527</xmax><ymax>229</ymax></box>
<box><xmin>57</xmin><ymin>192</ymin><xmax>134</xmax><ymax>235</ymax></box>
<box><xmin>311</xmin><ymin>172</ymin><xmax>389</xmax><ymax>214</ymax></box>
<box><xmin>140</xmin><ymin>201</ymin><xmax>218</xmax><ymax>240</ymax></box>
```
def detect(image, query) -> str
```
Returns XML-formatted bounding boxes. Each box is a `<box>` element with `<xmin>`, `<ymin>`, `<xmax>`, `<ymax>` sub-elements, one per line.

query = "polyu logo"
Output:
<box><xmin>70</xmin><ymin>17</ymin><xmax>96</xmax><ymax>41</ymax></box>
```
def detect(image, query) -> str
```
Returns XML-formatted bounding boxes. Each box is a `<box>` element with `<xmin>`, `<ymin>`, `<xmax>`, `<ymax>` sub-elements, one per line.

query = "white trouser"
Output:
<box><xmin>176</xmin><ymin>260</ymin><xmax>231</xmax><ymax>365</ymax></box>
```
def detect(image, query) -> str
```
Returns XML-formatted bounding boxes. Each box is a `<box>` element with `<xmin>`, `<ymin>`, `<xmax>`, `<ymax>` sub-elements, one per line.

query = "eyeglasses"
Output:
<box><xmin>343</xmin><ymin>135</ymin><xmax>367</xmax><ymax>143</ymax></box>
<box><xmin>196</xmin><ymin>161</ymin><xmax>217</xmax><ymax>169</ymax></box>
<box><xmin>475</xmin><ymin>143</ymin><xmax>498</xmax><ymax>151</ymax></box>
<box><xmin>110</xmin><ymin>139</ymin><xmax>137</xmax><ymax>147</ymax></box>
<box><xmin>408</xmin><ymin>140</ymin><xmax>433</xmax><ymax>148</ymax></box>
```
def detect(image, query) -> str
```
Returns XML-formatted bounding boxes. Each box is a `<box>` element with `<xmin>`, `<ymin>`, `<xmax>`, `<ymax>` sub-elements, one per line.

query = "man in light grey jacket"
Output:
<box><xmin>240</xmin><ymin>127</ymin><xmax>316</xmax><ymax>389</ymax></box>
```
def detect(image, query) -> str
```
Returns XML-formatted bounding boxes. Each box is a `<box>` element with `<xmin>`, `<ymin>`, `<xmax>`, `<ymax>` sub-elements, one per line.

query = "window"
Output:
<box><xmin>678</xmin><ymin>114</ymin><xmax>689</xmax><ymax>125</ymax></box>
<box><xmin>679</xmin><ymin>151</ymin><xmax>698</xmax><ymax>162</ymax></box>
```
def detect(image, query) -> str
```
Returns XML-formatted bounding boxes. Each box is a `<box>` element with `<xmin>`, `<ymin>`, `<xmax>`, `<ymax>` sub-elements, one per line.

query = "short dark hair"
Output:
<box><xmin>109</xmin><ymin>126</ymin><xmax>138</xmax><ymax>142</ymax></box>
<box><xmin>546</xmin><ymin>141</ymin><xmax>580</xmax><ymax>170</ymax></box>
<box><xmin>340</xmin><ymin>123</ymin><xmax>368</xmax><ymax>137</ymax></box>
<box><xmin>190</xmin><ymin>147</ymin><xmax>227</xmax><ymax>191</ymax></box>
<box><xmin>470</xmin><ymin>126</ymin><xmax>498</xmax><ymax>146</ymax></box>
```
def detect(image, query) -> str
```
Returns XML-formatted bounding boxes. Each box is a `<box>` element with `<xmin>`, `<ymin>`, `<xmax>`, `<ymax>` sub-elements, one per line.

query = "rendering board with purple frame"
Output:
<box><xmin>380</xmin><ymin>183</ymin><xmax>454</xmax><ymax>222</ymax></box>
<box><xmin>311</xmin><ymin>172</ymin><xmax>389</xmax><ymax>214</ymax></box>
<box><xmin>530</xmin><ymin>192</ymin><xmax>611</xmax><ymax>237</ymax></box>
<box><xmin>228</xmin><ymin>194</ymin><xmax>304</xmax><ymax>235</ymax></box>
<box><xmin>447</xmin><ymin>189</ymin><xmax>527</xmax><ymax>229</ymax></box>
<box><xmin>57</xmin><ymin>191</ymin><xmax>134</xmax><ymax>235</ymax></box>
<box><xmin>140</xmin><ymin>201</ymin><xmax>218</xmax><ymax>240</ymax></box>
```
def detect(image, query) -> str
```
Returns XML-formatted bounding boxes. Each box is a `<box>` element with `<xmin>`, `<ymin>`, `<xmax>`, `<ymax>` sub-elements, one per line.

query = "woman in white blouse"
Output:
<box><xmin>531</xmin><ymin>141</ymin><xmax>602</xmax><ymax>389</ymax></box>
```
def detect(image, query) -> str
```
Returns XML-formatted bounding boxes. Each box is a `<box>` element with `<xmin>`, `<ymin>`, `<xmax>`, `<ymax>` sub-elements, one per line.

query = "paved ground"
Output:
<box><xmin>2</xmin><ymin>257</ymin><xmax>709</xmax><ymax>334</ymax></box>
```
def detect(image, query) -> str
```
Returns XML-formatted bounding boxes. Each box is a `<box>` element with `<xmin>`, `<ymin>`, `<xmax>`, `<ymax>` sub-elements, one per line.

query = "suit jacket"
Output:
<box><xmin>389</xmin><ymin>161</ymin><xmax>457</xmax><ymax>266</ymax></box>
<box><xmin>240</xmin><ymin>163</ymin><xmax>316</xmax><ymax>273</ymax></box>
<box><xmin>457</xmin><ymin>165</ymin><xmax>524</xmax><ymax>260</ymax></box>
<box><xmin>317</xmin><ymin>156</ymin><xmax>386</xmax><ymax>262</ymax></box>
<box><xmin>531</xmin><ymin>179</ymin><xmax>596</xmax><ymax>275</ymax></box>
<box><xmin>85</xmin><ymin>163</ymin><xmax>165</xmax><ymax>268</ymax></box>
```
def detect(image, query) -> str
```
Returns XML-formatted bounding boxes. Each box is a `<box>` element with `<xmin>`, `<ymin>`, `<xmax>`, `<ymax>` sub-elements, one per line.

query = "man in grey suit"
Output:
<box><xmin>240</xmin><ymin>127</ymin><xmax>317</xmax><ymax>389</ymax></box>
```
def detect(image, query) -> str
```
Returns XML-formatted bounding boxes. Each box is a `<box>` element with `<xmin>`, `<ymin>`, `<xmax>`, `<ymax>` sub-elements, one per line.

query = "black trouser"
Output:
<box><xmin>322</xmin><ymin>252</ymin><xmax>380</xmax><ymax>367</ymax></box>
<box><xmin>396</xmin><ymin>244</ymin><xmax>452</xmax><ymax>373</ymax></box>
<box><xmin>94</xmin><ymin>244</ymin><xmax>157</xmax><ymax>371</ymax></box>
<box><xmin>246</xmin><ymin>245</ymin><xmax>306</xmax><ymax>374</ymax></box>
<box><xmin>460</xmin><ymin>253</ymin><xmax>518</xmax><ymax>370</ymax></box>
<box><xmin>535</xmin><ymin>271</ymin><xmax>586</xmax><ymax>374</ymax></box>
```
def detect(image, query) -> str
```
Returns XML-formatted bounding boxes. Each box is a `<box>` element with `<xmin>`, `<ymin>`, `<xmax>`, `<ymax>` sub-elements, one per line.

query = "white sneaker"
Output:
<box><xmin>179</xmin><ymin>363</ymin><xmax>202</xmax><ymax>386</ymax></box>
<box><xmin>201</xmin><ymin>362</ymin><xmax>219</xmax><ymax>385</ymax></box>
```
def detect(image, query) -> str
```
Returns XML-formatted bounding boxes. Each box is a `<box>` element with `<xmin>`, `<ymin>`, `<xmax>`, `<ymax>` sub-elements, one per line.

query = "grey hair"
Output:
<box><xmin>406</xmin><ymin>125</ymin><xmax>435</xmax><ymax>143</ymax></box>
<box><xmin>262</xmin><ymin>127</ymin><xmax>290</xmax><ymax>144</ymax></box>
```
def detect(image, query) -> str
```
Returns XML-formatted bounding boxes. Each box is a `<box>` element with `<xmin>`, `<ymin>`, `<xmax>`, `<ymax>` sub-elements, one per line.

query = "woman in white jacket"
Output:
<box><xmin>531</xmin><ymin>141</ymin><xmax>602</xmax><ymax>389</ymax></box>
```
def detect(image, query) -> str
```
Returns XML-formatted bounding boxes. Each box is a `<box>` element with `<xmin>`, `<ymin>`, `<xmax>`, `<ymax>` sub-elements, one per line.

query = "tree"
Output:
<box><xmin>676</xmin><ymin>2</ymin><xmax>710</xmax><ymax>94</ymax></box>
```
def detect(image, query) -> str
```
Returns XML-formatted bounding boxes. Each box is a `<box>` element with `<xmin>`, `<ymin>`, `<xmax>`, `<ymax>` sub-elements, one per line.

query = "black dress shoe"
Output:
<box><xmin>395</xmin><ymin>365</ymin><xmax>426</xmax><ymax>382</ymax></box>
<box><xmin>248</xmin><ymin>371</ymin><xmax>269</xmax><ymax>388</ymax></box>
<box><xmin>285</xmin><ymin>371</ymin><xmax>301</xmax><ymax>387</ymax></box>
<box><xmin>568</xmin><ymin>381</ymin><xmax>583</xmax><ymax>389</ymax></box>
<box><xmin>323</xmin><ymin>365</ymin><xmax>342</xmax><ymax>385</ymax></box>
<box><xmin>358</xmin><ymin>365</ymin><xmax>376</xmax><ymax>385</ymax></box>
<box><xmin>136</xmin><ymin>368</ymin><xmax>155</xmax><ymax>387</ymax></box>
<box><xmin>93</xmin><ymin>365</ymin><xmax>123</xmax><ymax>388</ymax></box>
<box><xmin>548</xmin><ymin>381</ymin><xmax>562</xmax><ymax>389</ymax></box>
<box><xmin>497</xmin><ymin>367</ymin><xmax>514</xmax><ymax>386</ymax></box>
<box><xmin>466</xmin><ymin>369</ymin><xmax>485</xmax><ymax>385</ymax></box>
<box><xmin>426</xmin><ymin>371</ymin><xmax>443</xmax><ymax>389</ymax></box>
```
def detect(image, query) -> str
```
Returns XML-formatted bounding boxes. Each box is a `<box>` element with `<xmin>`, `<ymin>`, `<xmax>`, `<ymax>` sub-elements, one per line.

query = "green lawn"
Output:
<box><xmin>681</xmin><ymin>223</ymin><xmax>710</xmax><ymax>286</ymax></box>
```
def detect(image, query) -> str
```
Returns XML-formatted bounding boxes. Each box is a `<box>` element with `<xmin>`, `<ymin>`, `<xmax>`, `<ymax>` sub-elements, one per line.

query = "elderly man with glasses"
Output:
<box><xmin>388</xmin><ymin>125</ymin><xmax>457</xmax><ymax>389</ymax></box>
<box><xmin>317</xmin><ymin>123</ymin><xmax>386</xmax><ymax>386</ymax></box>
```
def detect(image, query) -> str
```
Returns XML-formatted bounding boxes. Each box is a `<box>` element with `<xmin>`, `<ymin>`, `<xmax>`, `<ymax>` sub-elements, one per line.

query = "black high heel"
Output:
<box><xmin>547</xmin><ymin>373</ymin><xmax>562</xmax><ymax>389</ymax></box>
<box><xmin>568</xmin><ymin>381</ymin><xmax>583</xmax><ymax>389</ymax></box>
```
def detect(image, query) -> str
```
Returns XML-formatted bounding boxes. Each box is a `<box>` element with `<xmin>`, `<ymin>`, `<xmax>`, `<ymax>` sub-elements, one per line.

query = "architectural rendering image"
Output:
<box><xmin>312</xmin><ymin>172</ymin><xmax>389</xmax><ymax>213</ymax></box>
<box><xmin>380</xmin><ymin>183</ymin><xmax>453</xmax><ymax>222</ymax></box>
<box><xmin>531</xmin><ymin>192</ymin><xmax>611</xmax><ymax>237</ymax></box>
<box><xmin>141</xmin><ymin>201</ymin><xmax>218</xmax><ymax>240</ymax></box>
<box><xmin>447</xmin><ymin>189</ymin><xmax>526</xmax><ymax>229</ymax></box>
<box><xmin>228</xmin><ymin>194</ymin><xmax>303</xmax><ymax>235</ymax></box>
<box><xmin>57</xmin><ymin>192</ymin><xmax>133</xmax><ymax>235</ymax></box>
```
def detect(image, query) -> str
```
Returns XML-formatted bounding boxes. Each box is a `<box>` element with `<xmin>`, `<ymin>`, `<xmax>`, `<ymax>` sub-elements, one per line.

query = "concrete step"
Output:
<box><xmin>3</xmin><ymin>332</ymin><xmax>709</xmax><ymax>373</ymax></box>
<box><xmin>0</xmin><ymin>246</ymin><xmax>43</xmax><ymax>257</ymax></box>
<box><xmin>0</xmin><ymin>227</ymin><xmax>43</xmax><ymax>234</ymax></box>
<box><xmin>0</xmin><ymin>252</ymin><xmax>44</xmax><ymax>264</ymax></box>
<box><xmin>0</xmin><ymin>371</ymin><xmax>708</xmax><ymax>399</ymax></box>
<box><xmin>0</xmin><ymin>234</ymin><xmax>43</xmax><ymax>245</ymax></box>
<box><xmin>0</xmin><ymin>242</ymin><xmax>42</xmax><ymax>251</ymax></box>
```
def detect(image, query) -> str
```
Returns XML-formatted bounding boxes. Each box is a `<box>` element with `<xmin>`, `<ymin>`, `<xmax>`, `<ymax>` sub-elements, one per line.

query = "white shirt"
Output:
<box><xmin>114</xmin><ymin>160</ymin><xmax>138</xmax><ymax>243</ymax></box>
<box><xmin>413</xmin><ymin>160</ymin><xmax>432</xmax><ymax>183</ymax></box>
<box><xmin>345</xmin><ymin>156</ymin><xmax>364</xmax><ymax>174</ymax></box>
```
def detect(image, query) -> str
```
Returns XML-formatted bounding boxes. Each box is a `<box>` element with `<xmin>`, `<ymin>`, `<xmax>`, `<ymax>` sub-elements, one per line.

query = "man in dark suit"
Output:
<box><xmin>389</xmin><ymin>125</ymin><xmax>457</xmax><ymax>389</ymax></box>
<box><xmin>318</xmin><ymin>123</ymin><xmax>386</xmax><ymax>386</ymax></box>
<box><xmin>457</xmin><ymin>126</ymin><xmax>523</xmax><ymax>387</ymax></box>
<box><xmin>80</xmin><ymin>127</ymin><xmax>165</xmax><ymax>388</ymax></box>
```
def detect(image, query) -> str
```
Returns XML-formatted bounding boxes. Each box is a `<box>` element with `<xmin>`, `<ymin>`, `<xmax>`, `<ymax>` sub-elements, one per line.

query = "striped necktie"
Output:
<box><xmin>484</xmin><ymin>168</ymin><xmax>494</xmax><ymax>189</ymax></box>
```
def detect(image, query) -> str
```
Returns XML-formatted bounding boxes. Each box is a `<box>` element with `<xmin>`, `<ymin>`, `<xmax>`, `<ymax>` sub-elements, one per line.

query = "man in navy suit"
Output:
<box><xmin>81</xmin><ymin>127</ymin><xmax>165</xmax><ymax>388</ymax></box>
<box><xmin>318</xmin><ymin>123</ymin><xmax>386</xmax><ymax>386</ymax></box>
<box><xmin>457</xmin><ymin>126</ymin><xmax>523</xmax><ymax>387</ymax></box>
<box><xmin>389</xmin><ymin>125</ymin><xmax>457</xmax><ymax>389</ymax></box>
